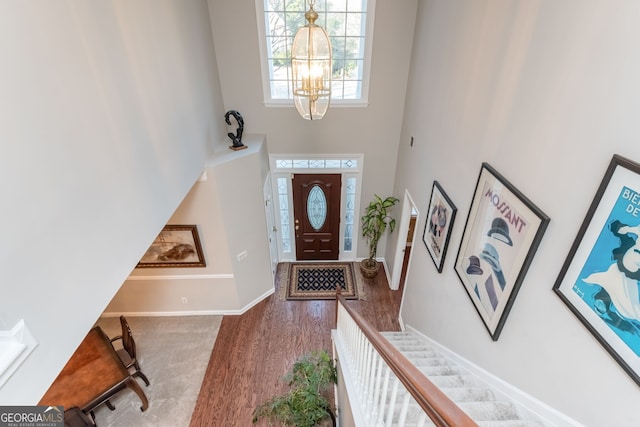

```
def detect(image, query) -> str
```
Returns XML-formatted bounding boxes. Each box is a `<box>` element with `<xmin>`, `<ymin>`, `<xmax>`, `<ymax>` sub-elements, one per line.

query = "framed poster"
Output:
<box><xmin>423</xmin><ymin>181</ymin><xmax>457</xmax><ymax>273</ymax></box>
<box><xmin>553</xmin><ymin>154</ymin><xmax>640</xmax><ymax>386</ymax></box>
<box><xmin>454</xmin><ymin>163</ymin><xmax>550</xmax><ymax>340</ymax></box>
<box><xmin>137</xmin><ymin>225</ymin><xmax>206</xmax><ymax>268</ymax></box>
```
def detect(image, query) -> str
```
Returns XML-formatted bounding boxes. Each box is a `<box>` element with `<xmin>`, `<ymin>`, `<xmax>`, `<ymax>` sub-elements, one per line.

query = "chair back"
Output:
<box><xmin>119</xmin><ymin>315</ymin><xmax>137</xmax><ymax>360</ymax></box>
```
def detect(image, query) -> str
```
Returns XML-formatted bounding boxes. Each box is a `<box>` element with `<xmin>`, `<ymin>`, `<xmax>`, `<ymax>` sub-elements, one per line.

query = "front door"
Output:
<box><xmin>292</xmin><ymin>174</ymin><xmax>341</xmax><ymax>260</ymax></box>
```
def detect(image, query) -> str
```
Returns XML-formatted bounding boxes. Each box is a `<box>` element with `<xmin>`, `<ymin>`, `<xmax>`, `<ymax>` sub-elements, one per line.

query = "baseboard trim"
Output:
<box><xmin>102</xmin><ymin>288</ymin><xmax>275</xmax><ymax>318</ymax></box>
<box><xmin>354</xmin><ymin>257</ymin><xmax>393</xmax><ymax>289</ymax></box>
<box><xmin>126</xmin><ymin>273</ymin><xmax>234</xmax><ymax>281</ymax></box>
<box><xmin>405</xmin><ymin>325</ymin><xmax>583</xmax><ymax>427</ymax></box>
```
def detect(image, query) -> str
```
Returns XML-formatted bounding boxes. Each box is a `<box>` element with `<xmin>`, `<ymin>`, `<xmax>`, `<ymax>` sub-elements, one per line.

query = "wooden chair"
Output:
<box><xmin>109</xmin><ymin>316</ymin><xmax>150</xmax><ymax>387</ymax></box>
<box><xmin>64</xmin><ymin>407</ymin><xmax>96</xmax><ymax>427</ymax></box>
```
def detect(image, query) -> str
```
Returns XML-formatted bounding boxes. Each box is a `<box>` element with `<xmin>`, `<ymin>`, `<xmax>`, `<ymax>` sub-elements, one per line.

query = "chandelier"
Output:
<box><xmin>291</xmin><ymin>0</ymin><xmax>332</xmax><ymax>120</ymax></box>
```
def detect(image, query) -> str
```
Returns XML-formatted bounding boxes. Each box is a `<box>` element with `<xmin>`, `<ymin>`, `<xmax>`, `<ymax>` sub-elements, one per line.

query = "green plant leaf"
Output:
<box><xmin>253</xmin><ymin>350</ymin><xmax>337</xmax><ymax>426</ymax></box>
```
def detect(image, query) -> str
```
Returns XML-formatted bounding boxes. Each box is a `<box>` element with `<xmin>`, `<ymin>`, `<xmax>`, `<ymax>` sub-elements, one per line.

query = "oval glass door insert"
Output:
<box><xmin>307</xmin><ymin>185</ymin><xmax>327</xmax><ymax>231</ymax></box>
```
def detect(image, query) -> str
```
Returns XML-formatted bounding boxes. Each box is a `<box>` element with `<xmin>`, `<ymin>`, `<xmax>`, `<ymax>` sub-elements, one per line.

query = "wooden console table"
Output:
<box><xmin>39</xmin><ymin>326</ymin><xmax>148</xmax><ymax>413</ymax></box>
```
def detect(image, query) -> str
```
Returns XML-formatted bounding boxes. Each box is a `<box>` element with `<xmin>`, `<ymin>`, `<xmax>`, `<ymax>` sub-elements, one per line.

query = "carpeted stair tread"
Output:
<box><xmin>393</xmin><ymin>344</ymin><xmax>434</xmax><ymax>352</ymax></box>
<box><xmin>417</xmin><ymin>365</ymin><xmax>469</xmax><ymax>377</ymax></box>
<box><xmin>438</xmin><ymin>386</ymin><xmax>496</xmax><ymax>402</ymax></box>
<box><xmin>396</xmin><ymin>352</ymin><xmax>448</xmax><ymax>364</ymax></box>
<box><xmin>380</xmin><ymin>331</ymin><xmax>551</xmax><ymax>426</ymax></box>
<box><xmin>476</xmin><ymin>420</ymin><xmax>547</xmax><ymax>427</ymax></box>
<box><xmin>458</xmin><ymin>401</ymin><xmax>522</xmax><ymax>421</ymax></box>
<box><xmin>421</xmin><ymin>373</ymin><xmax>485</xmax><ymax>388</ymax></box>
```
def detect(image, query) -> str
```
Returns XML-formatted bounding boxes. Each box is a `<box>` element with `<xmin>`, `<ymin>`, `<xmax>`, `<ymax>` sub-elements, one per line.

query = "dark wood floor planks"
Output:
<box><xmin>190</xmin><ymin>262</ymin><xmax>403</xmax><ymax>426</ymax></box>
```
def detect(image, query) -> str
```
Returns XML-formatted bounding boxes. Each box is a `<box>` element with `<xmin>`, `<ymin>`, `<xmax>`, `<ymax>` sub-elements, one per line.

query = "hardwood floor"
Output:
<box><xmin>189</xmin><ymin>262</ymin><xmax>404</xmax><ymax>426</ymax></box>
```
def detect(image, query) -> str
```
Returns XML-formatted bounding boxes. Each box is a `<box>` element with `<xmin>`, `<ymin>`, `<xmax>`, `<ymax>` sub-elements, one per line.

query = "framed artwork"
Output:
<box><xmin>553</xmin><ymin>154</ymin><xmax>640</xmax><ymax>386</ymax></box>
<box><xmin>137</xmin><ymin>225</ymin><xmax>206</xmax><ymax>268</ymax></box>
<box><xmin>454</xmin><ymin>163</ymin><xmax>550</xmax><ymax>340</ymax></box>
<box><xmin>423</xmin><ymin>181</ymin><xmax>457</xmax><ymax>273</ymax></box>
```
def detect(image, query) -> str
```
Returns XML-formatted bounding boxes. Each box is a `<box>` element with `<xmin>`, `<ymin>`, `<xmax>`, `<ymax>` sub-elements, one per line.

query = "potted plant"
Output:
<box><xmin>360</xmin><ymin>194</ymin><xmax>399</xmax><ymax>279</ymax></box>
<box><xmin>252</xmin><ymin>350</ymin><xmax>338</xmax><ymax>427</ymax></box>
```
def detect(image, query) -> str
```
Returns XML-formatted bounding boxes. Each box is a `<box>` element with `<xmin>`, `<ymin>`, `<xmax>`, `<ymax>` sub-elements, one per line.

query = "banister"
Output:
<box><xmin>336</xmin><ymin>295</ymin><xmax>478</xmax><ymax>427</ymax></box>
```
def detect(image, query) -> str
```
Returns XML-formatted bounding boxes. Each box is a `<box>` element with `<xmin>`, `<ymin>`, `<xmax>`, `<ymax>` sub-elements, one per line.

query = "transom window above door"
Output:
<box><xmin>255</xmin><ymin>0</ymin><xmax>376</xmax><ymax>106</ymax></box>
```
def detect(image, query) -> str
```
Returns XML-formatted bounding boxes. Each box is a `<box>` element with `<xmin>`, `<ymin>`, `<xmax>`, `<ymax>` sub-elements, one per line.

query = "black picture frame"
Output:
<box><xmin>553</xmin><ymin>154</ymin><xmax>640</xmax><ymax>387</ymax></box>
<box><xmin>423</xmin><ymin>181</ymin><xmax>457</xmax><ymax>273</ymax></box>
<box><xmin>137</xmin><ymin>224</ymin><xmax>206</xmax><ymax>268</ymax></box>
<box><xmin>454</xmin><ymin>163</ymin><xmax>550</xmax><ymax>340</ymax></box>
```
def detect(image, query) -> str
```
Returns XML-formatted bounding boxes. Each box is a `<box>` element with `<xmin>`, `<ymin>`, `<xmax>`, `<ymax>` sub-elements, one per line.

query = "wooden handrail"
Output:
<box><xmin>336</xmin><ymin>295</ymin><xmax>478</xmax><ymax>427</ymax></box>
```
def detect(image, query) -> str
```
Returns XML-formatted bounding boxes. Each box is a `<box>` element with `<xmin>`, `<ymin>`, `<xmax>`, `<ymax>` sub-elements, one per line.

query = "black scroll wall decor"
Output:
<box><xmin>225</xmin><ymin>110</ymin><xmax>247</xmax><ymax>151</ymax></box>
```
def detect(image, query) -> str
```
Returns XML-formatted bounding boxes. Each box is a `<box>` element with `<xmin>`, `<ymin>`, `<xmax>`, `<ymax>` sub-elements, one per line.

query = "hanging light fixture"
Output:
<box><xmin>291</xmin><ymin>0</ymin><xmax>332</xmax><ymax>120</ymax></box>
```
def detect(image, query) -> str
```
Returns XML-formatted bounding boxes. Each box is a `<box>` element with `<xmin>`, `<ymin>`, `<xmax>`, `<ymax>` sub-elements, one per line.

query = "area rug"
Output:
<box><xmin>286</xmin><ymin>262</ymin><xmax>359</xmax><ymax>300</ymax></box>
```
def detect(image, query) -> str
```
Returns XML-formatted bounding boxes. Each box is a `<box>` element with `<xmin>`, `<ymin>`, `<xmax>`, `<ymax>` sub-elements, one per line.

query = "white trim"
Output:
<box><xmin>263</xmin><ymin>100</ymin><xmax>370</xmax><ymax>108</ymax></box>
<box><xmin>331</xmin><ymin>329</ymin><xmax>368</xmax><ymax>426</ymax></box>
<box><xmin>101</xmin><ymin>310</ymin><xmax>224</xmax><ymax>317</ymax></box>
<box><xmin>0</xmin><ymin>320</ymin><xmax>37</xmax><ymax>388</ymax></box>
<box><xmin>380</xmin><ymin>257</ymin><xmax>393</xmax><ymax>287</ymax></box>
<box><xmin>405</xmin><ymin>325</ymin><xmax>585</xmax><ymax>427</ymax></box>
<box><xmin>270</xmin><ymin>154</ymin><xmax>364</xmax><ymax>262</ymax></box>
<box><xmin>127</xmin><ymin>273</ymin><xmax>233</xmax><ymax>281</ymax></box>
<box><xmin>390</xmin><ymin>190</ymin><xmax>419</xmax><ymax>290</ymax></box>
<box><xmin>358</xmin><ymin>0</ymin><xmax>376</xmax><ymax>106</ymax></box>
<box><xmin>254</xmin><ymin>0</ymin><xmax>272</xmax><ymax>104</ymax></box>
<box><xmin>102</xmin><ymin>288</ymin><xmax>275</xmax><ymax>318</ymax></box>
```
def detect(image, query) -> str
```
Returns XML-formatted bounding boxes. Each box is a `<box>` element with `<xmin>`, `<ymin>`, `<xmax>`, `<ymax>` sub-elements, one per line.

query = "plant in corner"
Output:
<box><xmin>360</xmin><ymin>194</ymin><xmax>399</xmax><ymax>279</ymax></box>
<box><xmin>252</xmin><ymin>350</ymin><xmax>338</xmax><ymax>427</ymax></box>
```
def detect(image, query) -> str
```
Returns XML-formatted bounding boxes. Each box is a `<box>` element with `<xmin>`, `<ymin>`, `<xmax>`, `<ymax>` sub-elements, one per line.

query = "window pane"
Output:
<box><xmin>265</xmin><ymin>0</ymin><xmax>285</xmax><ymax>11</ymax></box>
<box><xmin>285</xmin><ymin>0</ymin><xmax>302</xmax><ymax>11</ymax></box>
<box><xmin>260</xmin><ymin>0</ymin><xmax>371</xmax><ymax>103</ymax></box>
<box><xmin>344</xmin><ymin>37</ymin><xmax>363</xmax><ymax>59</ymax></box>
<box><xmin>307</xmin><ymin>185</ymin><xmax>328</xmax><ymax>231</ymax></box>
<box><xmin>347</xmin><ymin>0</ymin><xmax>366</xmax><ymax>12</ymax></box>
<box><xmin>326</xmin><ymin>13</ymin><xmax>345</xmax><ymax>35</ymax></box>
<box><xmin>328</xmin><ymin>0</ymin><xmax>347</xmax><ymax>12</ymax></box>
<box><xmin>346</xmin><ymin>13</ymin><xmax>363</xmax><ymax>37</ymax></box>
<box><xmin>343</xmin><ymin>80</ymin><xmax>361</xmax><ymax>99</ymax></box>
<box><xmin>344</xmin><ymin>60</ymin><xmax>363</xmax><ymax>80</ymax></box>
<box><xmin>343</xmin><ymin>177</ymin><xmax>356</xmax><ymax>251</ymax></box>
<box><xmin>272</xmin><ymin>80</ymin><xmax>291</xmax><ymax>99</ymax></box>
<box><xmin>277</xmin><ymin>177</ymin><xmax>291</xmax><ymax>253</ymax></box>
<box><xmin>274</xmin><ymin>158</ymin><xmax>359</xmax><ymax>169</ymax></box>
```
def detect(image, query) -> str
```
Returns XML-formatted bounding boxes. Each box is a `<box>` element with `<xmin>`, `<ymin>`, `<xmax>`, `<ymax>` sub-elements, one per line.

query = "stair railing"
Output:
<box><xmin>334</xmin><ymin>295</ymin><xmax>478</xmax><ymax>427</ymax></box>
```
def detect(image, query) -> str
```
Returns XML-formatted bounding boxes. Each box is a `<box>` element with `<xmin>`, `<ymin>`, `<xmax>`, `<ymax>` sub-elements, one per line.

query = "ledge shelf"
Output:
<box><xmin>0</xmin><ymin>320</ymin><xmax>37</xmax><ymax>388</ymax></box>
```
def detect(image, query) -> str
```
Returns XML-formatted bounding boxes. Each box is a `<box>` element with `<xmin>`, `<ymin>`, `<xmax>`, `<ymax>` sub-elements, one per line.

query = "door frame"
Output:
<box><xmin>263</xmin><ymin>175</ymin><xmax>279</xmax><ymax>283</ymax></box>
<box><xmin>390</xmin><ymin>190</ymin><xmax>420</xmax><ymax>290</ymax></box>
<box><xmin>269</xmin><ymin>154</ymin><xmax>364</xmax><ymax>262</ymax></box>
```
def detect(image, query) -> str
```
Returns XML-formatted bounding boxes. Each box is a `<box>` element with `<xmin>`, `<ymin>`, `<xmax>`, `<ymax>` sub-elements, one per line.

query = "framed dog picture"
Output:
<box><xmin>554</xmin><ymin>155</ymin><xmax>640</xmax><ymax>386</ymax></box>
<box><xmin>454</xmin><ymin>163</ymin><xmax>549</xmax><ymax>340</ymax></box>
<box><xmin>423</xmin><ymin>181</ymin><xmax>457</xmax><ymax>273</ymax></box>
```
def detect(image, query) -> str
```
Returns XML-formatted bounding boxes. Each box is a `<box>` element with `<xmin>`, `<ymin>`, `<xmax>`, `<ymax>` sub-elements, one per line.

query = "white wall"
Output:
<box><xmin>106</xmin><ymin>135</ymin><xmax>273</xmax><ymax>315</ymax></box>
<box><xmin>0</xmin><ymin>0</ymin><xmax>226</xmax><ymax>404</ymax></box>
<box><xmin>207</xmin><ymin>0</ymin><xmax>418</xmax><ymax>260</ymax></box>
<box><xmin>396</xmin><ymin>1</ymin><xmax>640</xmax><ymax>425</ymax></box>
<box><xmin>210</xmin><ymin>136</ymin><xmax>274</xmax><ymax>309</ymax></box>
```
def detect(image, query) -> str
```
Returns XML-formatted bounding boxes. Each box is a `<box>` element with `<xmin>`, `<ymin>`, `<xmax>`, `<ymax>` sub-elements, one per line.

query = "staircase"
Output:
<box><xmin>380</xmin><ymin>330</ymin><xmax>549</xmax><ymax>426</ymax></box>
<box><xmin>333</xmin><ymin>296</ymin><xmax>581</xmax><ymax>426</ymax></box>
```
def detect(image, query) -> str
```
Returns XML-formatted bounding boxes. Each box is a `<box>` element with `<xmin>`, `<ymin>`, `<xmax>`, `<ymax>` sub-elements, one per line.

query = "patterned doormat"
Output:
<box><xmin>286</xmin><ymin>262</ymin><xmax>358</xmax><ymax>300</ymax></box>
